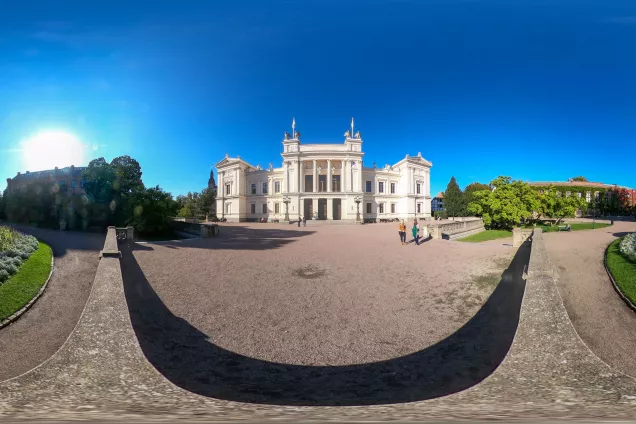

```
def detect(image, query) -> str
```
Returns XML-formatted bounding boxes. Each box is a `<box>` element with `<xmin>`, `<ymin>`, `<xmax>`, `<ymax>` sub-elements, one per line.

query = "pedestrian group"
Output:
<box><xmin>398</xmin><ymin>219</ymin><xmax>424</xmax><ymax>245</ymax></box>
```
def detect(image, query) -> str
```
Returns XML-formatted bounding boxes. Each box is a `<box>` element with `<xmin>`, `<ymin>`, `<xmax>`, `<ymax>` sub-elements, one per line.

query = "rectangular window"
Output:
<box><xmin>366</xmin><ymin>202</ymin><xmax>372</xmax><ymax>214</ymax></box>
<box><xmin>417</xmin><ymin>183</ymin><xmax>421</xmax><ymax>194</ymax></box>
<box><xmin>390</xmin><ymin>183</ymin><xmax>395</xmax><ymax>194</ymax></box>
<box><xmin>391</xmin><ymin>203</ymin><xmax>396</xmax><ymax>213</ymax></box>
<box><xmin>262</xmin><ymin>204</ymin><xmax>267</xmax><ymax>213</ymax></box>
<box><xmin>366</xmin><ymin>181</ymin><xmax>372</xmax><ymax>193</ymax></box>
<box><xmin>417</xmin><ymin>203</ymin><xmax>422</xmax><ymax>213</ymax></box>
<box><xmin>80</xmin><ymin>179</ymin><xmax>85</xmax><ymax>188</ymax></box>
<box><xmin>577</xmin><ymin>192</ymin><xmax>582</xmax><ymax>198</ymax></box>
<box><xmin>263</xmin><ymin>182</ymin><xmax>268</xmax><ymax>194</ymax></box>
<box><xmin>275</xmin><ymin>203</ymin><xmax>280</xmax><ymax>214</ymax></box>
<box><xmin>251</xmin><ymin>203</ymin><xmax>256</xmax><ymax>214</ymax></box>
<box><xmin>275</xmin><ymin>181</ymin><xmax>281</xmax><ymax>193</ymax></box>
<box><xmin>71</xmin><ymin>180</ymin><xmax>76</xmax><ymax>188</ymax></box>
<box><xmin>332</xmin><ymin>175</ymin><xmax>341</xmax><ymax>192</ymax></box>
<box><xmin>586</xmin><ymin>191</ymin><xmax>592</xmax><ymax>202</ymax></box>
<box><xmin>379</xmin><ymin>182</ymin><xmax>384</xmax><ymax>193</ymax></box>
<box><xmin>226</xmin><ymin>184</ymin><xmax>231</xmax><ymax>195</ymax></box>
<box><xmin>251</xmin><ymin>184</ymin><xmax>256</xmax><ymax>195</ymax></box>
<box><xmin>379</xmin><ymin>203</ymin><xmax>384</xmax><ymax>213</ymax></box>
<box><xmin>319</xmin><ymin>175</ymin><xmax>327</xmax><ymax>192</ymax></box>
<box><xmin>305</xmin><ymin>175</ymin><xmax>313</xmax><ymax>192</ymax></box>
<box><xmin>566</xmin><ymin>191</ymin><xmax>571</xmax><ymax>197</ymax></box>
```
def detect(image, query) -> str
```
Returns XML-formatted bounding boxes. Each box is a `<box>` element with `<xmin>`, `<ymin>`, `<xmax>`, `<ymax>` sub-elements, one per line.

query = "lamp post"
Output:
<box><xmin>283</xmin><ymin>196</ymin><xmax>291</xmax><ymax>222</ymax></box>
<box><xmin>354</xmin><ymin>196</ymin><xmax>362</xmax><ymax>224</ymax></box>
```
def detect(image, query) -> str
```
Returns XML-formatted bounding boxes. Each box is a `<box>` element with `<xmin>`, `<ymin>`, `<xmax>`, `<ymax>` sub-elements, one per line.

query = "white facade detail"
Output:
<box><xmin>215</xmin><ymin>120</ymin><xmax>432</xmax><ymax>222</ymax></box>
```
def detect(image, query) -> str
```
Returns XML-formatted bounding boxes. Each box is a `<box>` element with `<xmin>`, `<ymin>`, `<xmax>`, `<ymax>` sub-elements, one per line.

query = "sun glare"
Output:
<box><xmin>21</xmin><ymin>131</ymin><xmax>87</xmax><ymax>172</ymax></box>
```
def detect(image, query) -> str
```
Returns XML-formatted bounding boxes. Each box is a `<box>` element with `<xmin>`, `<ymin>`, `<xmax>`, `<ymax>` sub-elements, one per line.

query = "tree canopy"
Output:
<box><xmin>467</xmin><ymin>176</ymin><xmax>539</xmax><ymax>229</ymax></box>
<box><xmin>464</xmin><ymin>182</ymin><xmax>490</xmax><ymax>204</ymax></box>
<box><xmin>570</xmin><ymin>176</ymin><xmax>588</xmax><ymax>182</ymax></box>
<box><xmin>536</xmin><ymin>186</ymin><xmax>586</xmax><ymax>224</ymax></box>
<box><xmin>443</xmin><ymin>176</ymin><xmax>466</xmax><ymax>218</ymax></box>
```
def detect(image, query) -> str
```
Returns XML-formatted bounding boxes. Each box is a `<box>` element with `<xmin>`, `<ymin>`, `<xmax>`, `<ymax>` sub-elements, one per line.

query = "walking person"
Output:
<box><xmin>303</xmin><ymin>216</ymin><xmax>307</xmax><ymax>227</ymax></box>
<box><xmin>412</xmin><ymin>219</ymin><xmax>420</xmax><ymax>245</ymax></box>
<box><xmin>398</xmin><ymin>219</ymin><xmax>407</xmax><ymax>245</ymax></box>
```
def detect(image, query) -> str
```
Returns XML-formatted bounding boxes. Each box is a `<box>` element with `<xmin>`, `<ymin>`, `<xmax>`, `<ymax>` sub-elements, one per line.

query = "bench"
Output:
<box><xmin>557</xmin><ymin>224</ymin><xmax>571</xmax><ymax>232</ymax></box>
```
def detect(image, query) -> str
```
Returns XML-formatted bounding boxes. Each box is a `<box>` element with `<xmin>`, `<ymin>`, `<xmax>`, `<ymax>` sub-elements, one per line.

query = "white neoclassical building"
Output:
<box><xmin>215</xmin><ymin>119</ymin><xmax>432</xmax><ymax>222</ymax></box>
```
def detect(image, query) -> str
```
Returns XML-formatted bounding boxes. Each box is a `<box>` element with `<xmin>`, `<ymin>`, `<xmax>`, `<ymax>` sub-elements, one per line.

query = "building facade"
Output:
<box><xmin>5</xmin><ymin>166</ymin><xmax>87</xmax><ymax>196</ymax></box>
<box><xmin>432</xmin><ymin>192</ymin><xmax>445</xmax><ymax>212</ymax></box>
<box><xmin>215</xmin><ymin>120</ymin><xmax>432</xmax><ymax>222</ymax></box>
<box><xmin>528</xmin><ymin>180</ymin><xmax>636</xmax><ymax>206</ymax></box>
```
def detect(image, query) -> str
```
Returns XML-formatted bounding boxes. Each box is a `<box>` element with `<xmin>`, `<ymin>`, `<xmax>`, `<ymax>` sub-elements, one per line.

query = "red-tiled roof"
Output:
<box><xmin>528</xmin><ymin>181</ymin><xmax>633</xmax><ymax>190</ymax></box>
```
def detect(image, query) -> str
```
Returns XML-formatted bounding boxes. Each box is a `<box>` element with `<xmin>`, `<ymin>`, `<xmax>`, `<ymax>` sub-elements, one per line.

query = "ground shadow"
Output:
<box><xmin>121</xmin><ymin>241</ymin><xmax>530</xmax><ymax>406</ymax></box>
<box><xmin>7</xmin><ymin>224</ymin><xmax>105</xmax><ymax>257</ymax></box>
<box><xmin>139</xmin><ymin>226</ymin><xmax>315</xmax><ymax>251</ymax></box>
<box><xmin>612</xmin><ymin>232</ymin><xmax>634</xmax><ymax>238</ymax></box>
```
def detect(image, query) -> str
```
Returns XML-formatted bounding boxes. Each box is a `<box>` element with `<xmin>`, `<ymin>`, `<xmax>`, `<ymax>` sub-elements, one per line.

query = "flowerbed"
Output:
<box><xmin>0</xmin><ymin>226</ymin><xmax>40</xmax><ymax>286</ymax></box>
<box><xmin>619</xmin><ymin>233</ymin><xmax>636</xmax><ymax>263</ymax></box>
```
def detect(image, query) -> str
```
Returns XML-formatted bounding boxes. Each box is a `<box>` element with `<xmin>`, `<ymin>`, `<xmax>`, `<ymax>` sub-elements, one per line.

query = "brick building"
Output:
<box><xmin>5</xmin><ymin>166</ymin><xmax>88</xmax><ymax>196</ymax></box>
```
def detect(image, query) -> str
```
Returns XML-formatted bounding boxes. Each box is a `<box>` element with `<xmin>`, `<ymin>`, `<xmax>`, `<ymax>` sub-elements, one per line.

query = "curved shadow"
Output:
<box><xmin>121</xmin><ymin>241</ymin><xmax>530</xmax><ymax>406</ymax></box>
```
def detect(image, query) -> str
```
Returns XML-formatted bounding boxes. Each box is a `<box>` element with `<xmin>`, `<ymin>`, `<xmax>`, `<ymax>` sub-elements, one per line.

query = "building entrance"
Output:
<box><xmin>333</xmin><ymin>199</ymin><xmax>341</xmax><ymax>220</ymax></box>
<box><xmin>318</xmin><ymin>199</ymin><xmax>327</xmax><ymax>220</ymax></box>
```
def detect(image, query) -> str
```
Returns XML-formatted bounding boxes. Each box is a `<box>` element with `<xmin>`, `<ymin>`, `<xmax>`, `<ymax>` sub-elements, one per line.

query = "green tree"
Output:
<box><xmin>110</xmin><ymin>155</ymin><xmax>144</xmax><ymax>194</ymax></box>
<box><xmin>443</xmin><ymin>176</ymin><xmax>466</xmax><ymax>219</ymax></box>
<box><xmin>537</xmin><ymin>186</ymin><xmax>585</xmax><ymax>225</ymax></box>
<box><xmin>467</xmin><ymin>176</ymin><xmax>539</xmax><ymax>229</ymax></box>
<box><xmin>126</xmin><ymin>186</ymin><xmax>178</xmax><ymax>235</ymax></box>
<box><xmin>464</xmin><ymin>182</ymin><xmax>490</xmax><ymax>205</ymax></box>
<box><xmin>570</xmin><ymin>176</ymin><xmax>588</xmax><ymax>182</ymax></box>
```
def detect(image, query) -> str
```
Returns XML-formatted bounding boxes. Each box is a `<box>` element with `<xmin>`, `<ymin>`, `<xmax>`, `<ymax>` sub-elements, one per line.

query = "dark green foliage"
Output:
<box><xmin>126</xmin><ymin>186</ymin><xmax>178</xmax><ymax>236</ymax></box>
<box><xmin>3</xmin><ymin>155</ymin><xmax>182</xmax><ymax>236</ymax></box>
<box><xmin>570</xmin><ymin>176</ymin><xmax>588</xmax><ymax>182</ymax></box>
<box><xmin>464</xmin><ymin>182</ymin><xmax>490</xmax><ymax>204</ymax></box>
<box><xmin>444</xmin><ymin>176</ymin><xmax>466</xmax><ymax>218</ymax></box>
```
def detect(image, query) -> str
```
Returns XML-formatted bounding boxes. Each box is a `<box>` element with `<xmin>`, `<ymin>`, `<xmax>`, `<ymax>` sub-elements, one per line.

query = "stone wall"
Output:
<box><xmin>512</xmin><ymin>228</ymin><xmax>533</xmax><ymax>247</ymax></box>
<box><xmin>171</xmin><ymin>221</ymin><xmax>219</xmax><ymax>237</ymax></box>
<box><xmin>428</xmin><ymin>218</ymin><xmax>485</xmax><ymax>240</ymax></box>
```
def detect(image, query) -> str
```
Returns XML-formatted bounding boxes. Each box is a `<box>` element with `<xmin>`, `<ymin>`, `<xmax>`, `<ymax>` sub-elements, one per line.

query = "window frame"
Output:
<box><xmin>262</xmin><ymin>203</ymin><xmax>267</xmax><ymax>214</ymax></box>
<box><xmin>366</xmin><ymin>202</ymin><xmax>372</xmax><ymax>214</ymax></box>
<box><xmin>416</xmin><ymin>183</ymin><xmax>421</xmax><ymax>194</ymax></box>
<box><xmin>274</xmin><ymin>181</ymin><xmax>281</xmax><ymax>193</ymax></box>
<box><xmin>366</xmin><ymin>181</ymin><xmax>372</xmax><ymax>193</ymax></box>
<box><xmin>390</xmin><ymin>183</ymin><xmax>395</xmax><ymax>194</ymax></box>
<box><xmin>251</xmin><ymin>203</ymin><xmax>256</xmax><ymax>214</ymax></box>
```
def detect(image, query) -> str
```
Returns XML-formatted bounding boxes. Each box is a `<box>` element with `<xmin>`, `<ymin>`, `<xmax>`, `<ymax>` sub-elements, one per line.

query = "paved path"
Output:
<box><xmin>0</xmin><ymin>226</ymin><xmax>103</xmax><ymax>381</ymax></box>
<box><xmin>543</xmin><ymin>221</ymin><xmax>636</xmax><ymax>377</ymax></box>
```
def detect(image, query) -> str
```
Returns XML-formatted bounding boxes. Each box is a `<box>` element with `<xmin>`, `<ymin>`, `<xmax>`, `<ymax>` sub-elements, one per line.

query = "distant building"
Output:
<box><xmin>432</xmin><ymin>192</ymin><xmax>444</xmax><ymax>212</ymax></box>
<box><xmin>5</xmin><ymin>166</ymin><xmax>87</xmax><ymax>196</ymax></box>
<box><xmin>215</xmin><ymin>119</ymin><xmax>432</xmax><ymax>222</ymax></box>
<box><xmin>528</xmin><ymin>180</ymin><xmax>636</xmax><ymax>206</ymax></box>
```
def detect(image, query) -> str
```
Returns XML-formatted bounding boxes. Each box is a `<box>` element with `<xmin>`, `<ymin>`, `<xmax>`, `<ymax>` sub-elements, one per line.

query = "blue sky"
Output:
<box><xmin>1</xmin><ymin>0</ymin><xmax>635</xmax><ymax>197</ymax></box>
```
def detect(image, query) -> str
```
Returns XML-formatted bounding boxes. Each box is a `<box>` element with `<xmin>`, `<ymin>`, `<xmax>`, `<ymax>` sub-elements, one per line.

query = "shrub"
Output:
<box><xmin>620</xmin><ymin>233</ymin><xmax>636</xmax><ymax>263</ymax></box>
<box><xmin>0</xmin><ymin>269</ymin><xmax>9</xmax><ymax>284</ymax></box>
<box><xmin>5</xmin><ymin>263</ymin><xmax>17</xmax><ymax>275</ymax></box>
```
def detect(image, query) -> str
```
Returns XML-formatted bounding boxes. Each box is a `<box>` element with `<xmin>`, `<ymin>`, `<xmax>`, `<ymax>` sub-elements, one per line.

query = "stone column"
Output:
<box><xmin>327</xmin><ymin>159</ymin><xmax>332</xmax><ymax>192</ymax></box>
<box><xmin>358</xmin><ymin>160</ymin><xmax>362</xmax><ymax>193</ymax></box>
<box><xmin>312</xmin><ymin>198</ymin><xmax>319</xmax><ymax>219</ymax></box>
<box><xmin>313</xmin><ymin>160</ymin><xmax>317</xmax><ymax>192</ymax></box>
<box><xmin>341</xmin><ymin>160</ymin><xmax>346</xmax><ymax>193</ymax></box>
<box><xmin>327</xmin><ymin>197</ymin><xmax>333</xmax><ymax>219</ymax></box>
<box><xmin>283</xmin><ymin>162</ymin><xmax>288</xmax><ymax>193</ymax></box>
<box><xmin>234</xmin><ymin>168</ymin><xmax>239</xmax><ymax>195</ymax></box>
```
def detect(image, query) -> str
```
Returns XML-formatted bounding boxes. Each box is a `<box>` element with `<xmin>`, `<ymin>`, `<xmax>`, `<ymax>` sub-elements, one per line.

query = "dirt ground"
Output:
<box><xmin>544</xmin><ymin>220</ymin><xmax>636</xmax><ymax>378</ymax></box>
<box><xmin>0</xmin><ymin>226</ymin><xmax>103</xmax><ymax>381</ymax></box>
<box><xmin>121</xmin><ymin>222</ymin><xmax>526</xmax><ymax>405</ymax></box>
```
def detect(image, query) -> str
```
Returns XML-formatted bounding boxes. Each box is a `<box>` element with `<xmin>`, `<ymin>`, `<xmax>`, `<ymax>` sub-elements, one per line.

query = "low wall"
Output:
<box><xmin>512</xmin><ymin>228</ymin><xmax>533</xmax><ymax>247</ymax></box>
<box><xmin>428</xmin><ymin>218</ymin><xmax>485</xmax><ymax>240</ymax></box>
<box><xmin>171</xmin><ymin>221</ymin><xmax>220</xmax><ymax>237</ymax></box>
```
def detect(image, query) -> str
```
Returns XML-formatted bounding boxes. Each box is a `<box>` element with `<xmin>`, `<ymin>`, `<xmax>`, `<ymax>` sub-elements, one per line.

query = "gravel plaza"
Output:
<box><xmin>122</xmin><ymin>221</ymin><xmax>521</xmax><ymax>404</ymax></box>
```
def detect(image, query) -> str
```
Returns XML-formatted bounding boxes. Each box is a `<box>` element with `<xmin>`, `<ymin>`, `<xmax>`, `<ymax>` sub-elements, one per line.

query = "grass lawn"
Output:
<box><xmin>606</xmin><ymin>238</ymin><xmax>636</xmax><ymax>306</ymax></box>
<box><xmin>535</xmin><ymin>222</ymin><xmax>612</xmax><ymax>232</ymax></box>
<box><xmin>458</xmin><ymin>230</ymin><xmax>513</xmax><ymax>242</ymax></box>
<box><xmin>0</xmin><ymin>242</ymin><xmax>53</xmax><ymax>322</ymax></box>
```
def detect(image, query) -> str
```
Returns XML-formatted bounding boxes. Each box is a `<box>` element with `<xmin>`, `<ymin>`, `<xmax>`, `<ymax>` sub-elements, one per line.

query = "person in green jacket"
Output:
<box><xmin>412</xmin><ymin>219</ymin><xmax>420</xmax><ymax>245</ymax></box>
